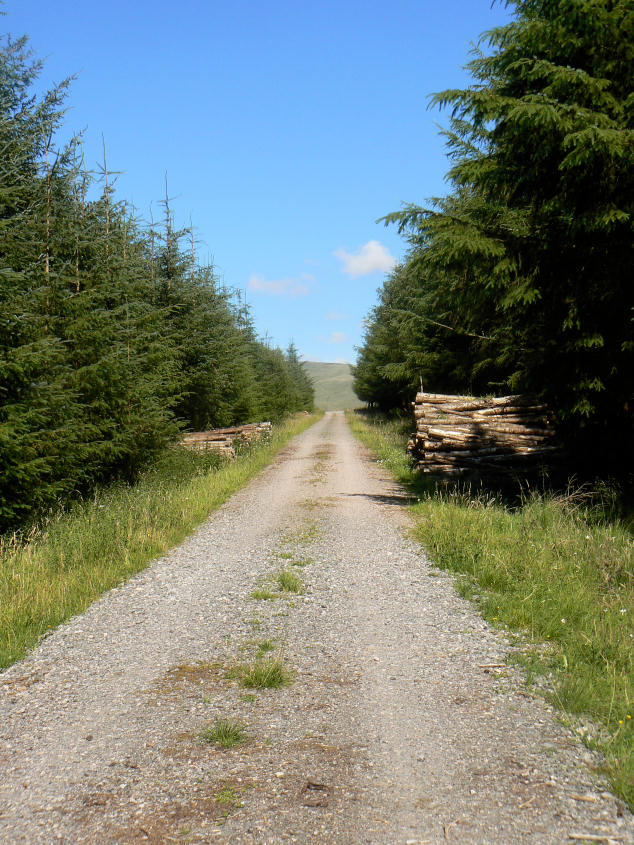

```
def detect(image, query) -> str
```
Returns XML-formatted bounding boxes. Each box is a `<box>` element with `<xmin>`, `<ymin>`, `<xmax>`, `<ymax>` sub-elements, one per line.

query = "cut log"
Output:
<box><xmin>181</xmin><ymin>421</ymin><xmax>272</xmax><ymax>458</ymax></box>
<box><xmin>409</xmin><ymin>392</ymin><xmax>559</xmax><ymax>480</ymax></box>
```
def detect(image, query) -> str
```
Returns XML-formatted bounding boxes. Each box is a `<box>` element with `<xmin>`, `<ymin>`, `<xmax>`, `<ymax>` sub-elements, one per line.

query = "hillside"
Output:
<box><xmin>303</xmin><ymin>362</ymin><xmax>364</xmax><ymax>411</ymax></box>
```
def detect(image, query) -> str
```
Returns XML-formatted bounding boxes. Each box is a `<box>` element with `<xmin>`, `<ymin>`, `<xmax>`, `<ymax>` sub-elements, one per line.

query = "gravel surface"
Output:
<box><xmin>1</xmin><ymin>411</ymin><xmax>633</xmax><ymax>844</ymax></box>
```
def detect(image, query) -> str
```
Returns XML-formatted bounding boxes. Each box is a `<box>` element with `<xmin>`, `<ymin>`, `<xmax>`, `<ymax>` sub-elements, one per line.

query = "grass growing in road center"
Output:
<box><xmin>276</xmin><ymin>570</ymin><xmax>303</xmax><ymax>593</ymax></box>
<box><xmin>0</xmin><ymin>413</ymin><xmax>322</xmax><ymax>670</ymax></box>
<box><xmin>230</xmin><ymin>658</ymin><xmax>292</xmax><ymax>689</ymax></box>
<box><xmin>346</xmin><ymin>410</ymin><xmax>634</xmax><ymax>810</ymax></box>
<box><xmin>199</xmin><ymin>719</ymin><xmax>247</xmax><ymax>749</ymax></box>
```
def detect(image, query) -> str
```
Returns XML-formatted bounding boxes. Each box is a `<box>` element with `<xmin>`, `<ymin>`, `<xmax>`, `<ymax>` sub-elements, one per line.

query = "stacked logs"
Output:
<box><xmin>408</xmin><ymin>393</ymin><xmax>558</xmax><ymax>479</ymax></box>
<box><xmin>182</xmin><ymin>422</ymin><xmax>272</xmax><ymax>458</ymax></box>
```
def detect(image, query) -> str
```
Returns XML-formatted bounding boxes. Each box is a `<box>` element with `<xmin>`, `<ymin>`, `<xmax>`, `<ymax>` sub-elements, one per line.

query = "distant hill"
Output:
<box><xmin>303</xmin><ymin>362</ymin><xmax>365</xmax><ymax>411</ymax></box>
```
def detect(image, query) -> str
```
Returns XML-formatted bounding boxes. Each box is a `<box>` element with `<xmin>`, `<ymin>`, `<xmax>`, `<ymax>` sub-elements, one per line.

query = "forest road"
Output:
<box><xmin>1</xmin><ymin>411</ymin><xmax>633</xmax><ymax>844</ymax></box>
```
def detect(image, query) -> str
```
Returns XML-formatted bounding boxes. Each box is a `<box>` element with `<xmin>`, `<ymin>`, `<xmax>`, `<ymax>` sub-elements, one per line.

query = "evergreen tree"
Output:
<box><xmin>369</xmin><ymin>0</ymin><xmax>634</xmax><ymax>472</ymax></box>
<box><xmin>0</xmin><ymin>36</ymin><xmax>82</xmax><ymax>527</ymax></box>
<box><xmin>285</xmin><ymin>341</ymin><xmax>314</xmax><ymax>413</ymax></box>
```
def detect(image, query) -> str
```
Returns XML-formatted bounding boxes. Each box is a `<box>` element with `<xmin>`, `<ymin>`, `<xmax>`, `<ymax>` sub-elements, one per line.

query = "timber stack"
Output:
<box><xmin>182</xmin><ymin>422</ymin><xmax>272</xmax><ymax>458</ymax></box>
<box><xmin>408</xmin><ymin>393</ymin><xmax>558</xmax><ymax>479</ymax></box>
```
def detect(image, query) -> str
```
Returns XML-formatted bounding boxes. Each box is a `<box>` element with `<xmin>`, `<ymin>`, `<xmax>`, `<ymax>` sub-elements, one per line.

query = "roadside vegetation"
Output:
<box><xmin>347</xmin><ymin>410</ymin><xmax>634</xmax><ymax>810</ymax></box>
<box><xmin>0</xmin><ymin>413</ymin><xmax>321</xmax><ymax>670</ymax></box>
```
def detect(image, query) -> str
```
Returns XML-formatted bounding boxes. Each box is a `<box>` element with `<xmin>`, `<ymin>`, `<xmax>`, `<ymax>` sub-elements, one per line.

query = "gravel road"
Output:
<box><xmin>1</xmin><ymin>411</ymin><xmax>633</xmax><ymax>844</ymax></box>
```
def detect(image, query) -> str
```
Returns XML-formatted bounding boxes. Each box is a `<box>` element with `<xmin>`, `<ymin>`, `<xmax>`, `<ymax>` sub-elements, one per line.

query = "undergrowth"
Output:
<box><xmin>346</xmin><ymin>410</ymin><xmax>634</xmax><ymax>810</ymax></box>
<box><xmin>0</xmin><ymin>413</ymin><xmax>322</xmax><ymax>669</ymax></box>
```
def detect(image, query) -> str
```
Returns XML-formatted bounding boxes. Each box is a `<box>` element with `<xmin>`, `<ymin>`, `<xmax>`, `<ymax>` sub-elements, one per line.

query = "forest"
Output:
<box><xmin>354</xmin><ymin>0</ymin><xmax>633</xmax><ymax>481</ymax></box>
<box><xmin>0</xmin><ymin>35</ymin><xmax>314</xmax><ymax>533</ymax></box>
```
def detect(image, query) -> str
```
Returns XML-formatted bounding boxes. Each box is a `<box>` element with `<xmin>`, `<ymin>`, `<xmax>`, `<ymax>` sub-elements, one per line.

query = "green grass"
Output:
<box><xmin>231</xmin><ymin>658</ymin><xmax>292</xmax><ymax>689</ymax></box>
<box><xmin>282</xmin><ymin>519</ymin><xmax>321</xmax><ymax>547</ymax></box>
<box><xmin>276</xmin><ymin>570</ymin><xmax>303</xmax><ymax>593</ymax></box>
<box><xmin>347</xmin><ymin>410</ymin><xmax>634</xmax><ymax>810</ymax></box>
<box><xmin>251</xmin><ymin>588</ymin><xmax>276</xmax><ymax>601</ymax></box>
<box><xmin>290</xmin><ymin>557</ymin><xmax>312</xmax><ymax>568</ymax></box>
<box><xmin>199</xmin><ymin>718</ymin><xmax>247</xmax><ymax>749</ymax></box>
<box><xmin>256</xmin><ymin>639</ymin><xmax>276</xmax><ymax>655</ymax></box>
<box><xmin>302</xmin><ymin>361</ymin><xmax>364</xmax><ymax>411</ymax></box>
<box><xmin>214</xmin><ymin>785</ymin><xmax>243</xmax><ymax>807</ymax></box>
<box><xmin>0</xmin><ymin>413</ymin><xmax>322</xmax><ymax>670</ymax></box>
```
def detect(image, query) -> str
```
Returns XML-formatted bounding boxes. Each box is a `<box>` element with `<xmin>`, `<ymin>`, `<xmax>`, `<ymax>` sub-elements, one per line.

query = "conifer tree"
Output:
<box><xmin>0</xmin><ymin>35</ymin><xmax>81</xmax><ymax>526</ymax></box>
<box><xmin>285</xmin><ymin>341</ymin><xmax>314</xmax><ymax>413</ymax></box>
<box><xmin>370</xmin><ymin>0</ymin><xmax>634</xmax><ymax>471</ymax></box>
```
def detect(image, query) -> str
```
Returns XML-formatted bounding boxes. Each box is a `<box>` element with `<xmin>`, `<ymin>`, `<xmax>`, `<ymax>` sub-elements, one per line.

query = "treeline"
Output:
<box><xmin>355</xmin><ymin>0</ymin><xmax>633</xmax><ymax>478</ymax></box>
<box><xmin>0</xmin><ymin>35</ymin><xmax>313</xmax><ymax>532</ymax></box>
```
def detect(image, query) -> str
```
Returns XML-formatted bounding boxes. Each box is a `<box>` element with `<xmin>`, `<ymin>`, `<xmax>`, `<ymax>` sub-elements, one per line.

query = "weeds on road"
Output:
<box><xmin>0</xmin><ymin>413</ymin><xmax>322</xmax><ymax>670</ymax></box>
<box><xmin>282</xmin><ymin>520</ymin><xmax>321</xmax><ymax>547</ymax></box>
<box><xmin>230</xmin><ymin>658</ymin><xmax>292</xmax><ymax>689</ymax></box>
<box><xmin>214</xmin><ymin>785</ymin><xmax>244</xmax><ymax>806</ymax></box>
<box><xmin>251</xmin><ymin>588</ymin><xmax>276</xmax><ymax>601</ymax></box>
<box><xmin>276</xmin><ymin>570</ymin><xmax>303</xmax><ymax>593</ymax></box>
<box><xmin>199</xmin><ymin>719</ymin><xmax>247</xmax><ymax>749</ymax></box>
<box><xmin>347</xmin><ymin>410</ymin><xmax>634</xmax><ymax>810</ymax></box>
<box><xmin>290</xmin><ymin>557</ymin><xmax>312</xmax><ymax>568</ymax></box>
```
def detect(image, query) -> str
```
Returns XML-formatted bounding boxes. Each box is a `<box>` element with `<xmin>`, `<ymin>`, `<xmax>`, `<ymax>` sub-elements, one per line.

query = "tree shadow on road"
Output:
<box><xmin>341</xmin><ymin>492</ymin><xmax>417</xmax><ymax>507</ymax></box>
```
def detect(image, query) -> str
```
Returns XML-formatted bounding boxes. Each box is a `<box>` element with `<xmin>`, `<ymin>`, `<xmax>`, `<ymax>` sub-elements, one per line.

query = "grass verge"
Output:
<box><xmin>346</xmin><ymin>410</ymin><xmax>634</xmax><ymax>809</ymax></box>
<box><xmin>0</xmin><ymin>413</ymin><xmax>322</xmax><ymax>670</ymax></box>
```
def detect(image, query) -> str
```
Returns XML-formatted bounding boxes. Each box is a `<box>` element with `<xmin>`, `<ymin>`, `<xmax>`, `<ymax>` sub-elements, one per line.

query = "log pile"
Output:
<box><xmin>408</xmin><ymin>393</ymin><xmax>558</xmax><ymax>479</ymax></box>
<box><xmin>181</xmin><ymin>422</ymin><xmax>272</xmax><ymax>458</ymax></box>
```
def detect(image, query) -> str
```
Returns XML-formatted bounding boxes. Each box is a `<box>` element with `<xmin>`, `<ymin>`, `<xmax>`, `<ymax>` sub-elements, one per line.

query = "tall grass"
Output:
<box><xmin>347</xmin><ymin>410</ymin><xmax>634</xmax><ymax>809</ymax></box>
<box><xmin>0</xmin><ymin>414</ymin><xmax>321</xmax><ymax>670</ymax></box>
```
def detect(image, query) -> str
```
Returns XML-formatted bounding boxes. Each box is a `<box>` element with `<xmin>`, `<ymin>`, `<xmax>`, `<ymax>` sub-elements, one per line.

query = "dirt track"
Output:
<box><xmin>1</xmin><ymin>412</ymin><xmax>632</xmax><ymax>843</ymax></box>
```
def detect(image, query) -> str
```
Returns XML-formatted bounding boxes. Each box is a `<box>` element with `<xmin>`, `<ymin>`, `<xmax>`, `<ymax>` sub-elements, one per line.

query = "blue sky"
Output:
<box><xmin>6</xmin><ymin>0</ymin><xmax>511</xmax><ymax>363</ymax></box>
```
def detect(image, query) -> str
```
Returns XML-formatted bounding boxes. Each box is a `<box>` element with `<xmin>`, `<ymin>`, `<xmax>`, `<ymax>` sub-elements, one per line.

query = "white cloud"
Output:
<box><xmin>326</xmin><ymin>331</ymin><xmax>348</xmax><ymax>344</ymax></box>
<box><xmin>248</xmin><ymin>274</ymin><xmax>310</xmax><ymax>298</ymax></box>
<box><xmin>325</xmin><ymin>310</ymin><xmax>348</xmax><ymax>321</ymax></box>
<box><xmin>333</xmin><ymin>240</ymin><xmax>397</xmax><ymax>278</ymax></box>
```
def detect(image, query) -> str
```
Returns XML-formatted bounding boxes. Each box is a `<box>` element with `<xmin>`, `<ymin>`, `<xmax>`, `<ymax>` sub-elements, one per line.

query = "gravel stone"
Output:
<box><xmin>0</xmin><ymin>411</ymin><xmax>632</xmax><ymax>844</ymax></box>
